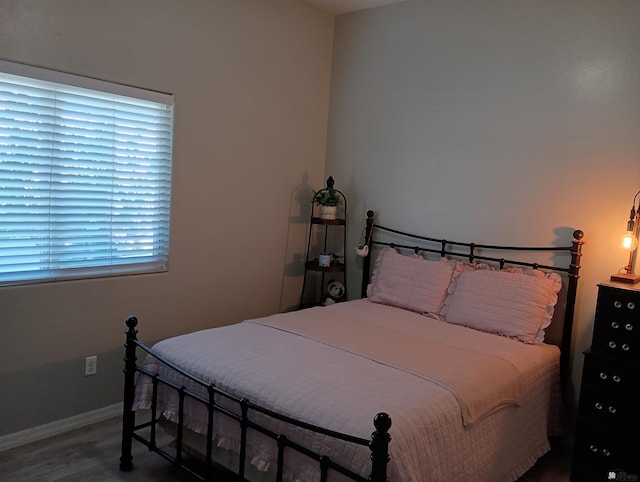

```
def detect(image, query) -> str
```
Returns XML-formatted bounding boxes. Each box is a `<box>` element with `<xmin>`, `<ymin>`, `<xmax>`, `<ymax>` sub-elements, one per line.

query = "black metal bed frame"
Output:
<box><xmin>120</xmin><ymin>209</ymin><xmax>584</xmax><ymax>481</ymax></box>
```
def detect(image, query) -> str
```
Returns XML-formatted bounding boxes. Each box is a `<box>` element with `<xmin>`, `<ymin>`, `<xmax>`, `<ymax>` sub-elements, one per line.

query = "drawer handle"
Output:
<box><xmin>622</xmin><ymin>343</ymin><xmax>630</xmax><ymax>351</ymax></box>
<box><xmin>608</xmin><ymin>406</ymin><xmax>617</xmax><ymax>414</ymax></box>
<box><xmin>612</xmin><ymin>321</ymin><xmax>620</xmax><ymax>329</ymax></box>
<box><xmin>602</xmin><ymin>448</ymin><xmax>611</xmax><ymax>456</ymax></box>
<box><xmin>600</xmin><ymin>372</ymin><xmax>608</xmax><ymax>380</ymax></box>
<box><xmin>609</xmin><ymin>341</ymin><xmax>617</xmax><ymax>349</ymax></box>
<box><xmin>613</xmin><ymin>375</ymin><xmax>621</xmax><ymax>383</ymax></box>
<box><xmin>625</xmin><ymin>323</ymin><xmax>634</xmax><ymax>331</ymax></box>
<box><xmin>614</xmin><ymin>301</ymin><xmax>622</xmax><ymax>308</ymax></box>
<box><xmin>595</xmin><ymin>402</ymin><xmax>603</xmax><ymax>410</ymax></box>
<box><xmin>589</xmin><ymin>444</ymin><xmax>598</xmax><ymax>452</ymax></box>
<box><xmin>628</xmin><ymin>302</ymin><xmax>636</xmax><ymax>310</ymax></box>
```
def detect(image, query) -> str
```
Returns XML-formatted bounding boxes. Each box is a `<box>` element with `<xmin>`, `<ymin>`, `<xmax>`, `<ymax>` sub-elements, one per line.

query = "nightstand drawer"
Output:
<box><xmin>582</xmin><ymin>352</ymin><xmax>640</xmax><ymax>393</ymax></box>
<box><xmin>595</xmin><ymin>287</ymin><xmax>640</xmax><ymax>331</ymax></box>
<box><xmin>591</xmin><ymin>331</ymin><xmax>639</xmax><ymax>359</ymax></box>
<box><xmin>593</xmin><ymin>317</ymin><xmax>639</xmax><ymax>339</ymax></box>
<box><xmin>574</xmin><ymin>422</ymin><xmax>639</xmax><ymax>472</ymax></box>
<box><xmin>577</xmin><ymin>387</ymin><xmax>639</xmax><ymax>426</ymax></box>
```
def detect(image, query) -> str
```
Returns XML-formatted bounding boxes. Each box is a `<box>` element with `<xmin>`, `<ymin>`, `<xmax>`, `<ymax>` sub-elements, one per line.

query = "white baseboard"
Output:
<box><xmin>0</xmin><ymin>402</ymin><xmax>123</xmax><ymax>452</ymax></box>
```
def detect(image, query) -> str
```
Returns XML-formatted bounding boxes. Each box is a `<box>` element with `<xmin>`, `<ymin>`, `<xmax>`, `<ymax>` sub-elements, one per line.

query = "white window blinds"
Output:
<box><xmin>0</xmin><ymin>61</ymin><xmax>174</xmax><ymax>286</ymax></box>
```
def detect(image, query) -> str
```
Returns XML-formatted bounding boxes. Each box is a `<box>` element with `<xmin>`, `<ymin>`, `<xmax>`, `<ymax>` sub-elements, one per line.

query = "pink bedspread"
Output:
<box><xmin>133</xmin><ymin>300</ymin><xmax>561</xmax><ymax>482</ymax></box>
<box><xmin>249</xmin><ymin>304</ymin><xmax>522</xmax><ymax>426</ymax></box>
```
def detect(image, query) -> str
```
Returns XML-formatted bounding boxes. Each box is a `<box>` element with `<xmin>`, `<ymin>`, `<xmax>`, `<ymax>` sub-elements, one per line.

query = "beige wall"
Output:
<box><xmin>0</xmin><ymin>0</ymin><xmax>334</xmax><ymax>436</ymax></box>
<box><xmin>327</xmin><ymin>0</ymin><xmax>640</xmax><ymax>408</ymax></box>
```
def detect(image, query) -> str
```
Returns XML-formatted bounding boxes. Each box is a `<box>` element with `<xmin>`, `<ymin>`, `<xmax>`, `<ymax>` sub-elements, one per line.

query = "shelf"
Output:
<box><xmin>305</xmin><ymin>261</ymin><xmax>345</xmax><ymax>272</ymax></box>
<box><xmin>310</xmin><ymin>217</ymin><xmax>346</xmax><ymax>226</ymax></box>
<box><xmin>299</xmin><ymin>176</ymin><xmax>347</xmax><ymax>310</ymax></box>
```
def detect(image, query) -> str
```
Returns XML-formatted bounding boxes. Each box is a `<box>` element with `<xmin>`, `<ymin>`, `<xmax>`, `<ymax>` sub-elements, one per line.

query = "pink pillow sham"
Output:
<box><xmin>368</xmin><ymin>247</ymin><xmax>455</xmax><ymax>315</ymax></box>
<box><xmin>442</xmin><ymin>266</ymin><xmax>562</xmax><ymax>344</ymax></box>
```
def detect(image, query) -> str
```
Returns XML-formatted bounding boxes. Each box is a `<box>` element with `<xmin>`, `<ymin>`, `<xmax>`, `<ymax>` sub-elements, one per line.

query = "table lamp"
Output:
<box><xmin>611</xmin><ymin>190</ymin><xmax>640</xmax><ymax>284</ymax></box>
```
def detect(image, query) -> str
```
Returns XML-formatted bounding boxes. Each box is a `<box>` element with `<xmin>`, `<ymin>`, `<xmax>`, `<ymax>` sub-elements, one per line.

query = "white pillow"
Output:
<box><xmin>368</xmin><ymin>247</ymin><xmax>455</xmax><ymax>315</ymax></box>
<box><xmin>442</xmin><ymin>267</ymin><xmax>562</xmax><ymax>344</ymax></box>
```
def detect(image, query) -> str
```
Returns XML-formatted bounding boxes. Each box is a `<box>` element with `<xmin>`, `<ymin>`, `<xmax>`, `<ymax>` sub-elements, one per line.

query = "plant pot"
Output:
<box><xmin>320</xmin><ymin>205</ymin><xmax>337</xmax><ymax>220</ymax></box>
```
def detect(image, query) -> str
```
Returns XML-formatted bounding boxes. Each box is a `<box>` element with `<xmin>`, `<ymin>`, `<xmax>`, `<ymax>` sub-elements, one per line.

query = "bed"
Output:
<box><xmin>119</xmin><ymin>210</ymin><xmax>585</xmax><ymax>481</ymax></box>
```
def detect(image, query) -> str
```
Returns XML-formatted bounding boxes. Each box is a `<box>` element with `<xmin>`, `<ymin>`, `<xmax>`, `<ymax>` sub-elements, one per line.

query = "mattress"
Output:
<box><xmin>133</xmin><ymin>299</ymin><xmax>561</xmax><ymax>482</ymax></box>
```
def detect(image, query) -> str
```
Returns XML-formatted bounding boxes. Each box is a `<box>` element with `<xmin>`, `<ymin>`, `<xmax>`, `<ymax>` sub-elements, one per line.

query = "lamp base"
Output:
<box><xmin>610</xmin><ymin>272</ymin><xmax>640</xmax><ymax>284</ymax></box>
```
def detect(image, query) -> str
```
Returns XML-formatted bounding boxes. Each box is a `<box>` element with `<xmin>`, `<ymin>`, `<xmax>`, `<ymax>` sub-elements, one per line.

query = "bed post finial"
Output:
<box><xmin>369</xmin><ymin>412</ymin><xmax>391</xmax><ymax>482</ymax></box>
<box><xmin>120</xmin><ymin>316</ymin><xmax>139</xmax><ymax>471</ymax></box>
<box><xmin>572</xmin><ymin>229</ymin><xmax>584</xmax><ymax>243</ymax></box>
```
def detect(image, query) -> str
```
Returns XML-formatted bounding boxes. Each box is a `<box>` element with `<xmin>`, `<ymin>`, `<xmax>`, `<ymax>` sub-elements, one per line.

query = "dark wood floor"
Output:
<box><xmin>0</xmin><ymin>416</ymin><xmax>572</xmax><ymax>481</ymax></box>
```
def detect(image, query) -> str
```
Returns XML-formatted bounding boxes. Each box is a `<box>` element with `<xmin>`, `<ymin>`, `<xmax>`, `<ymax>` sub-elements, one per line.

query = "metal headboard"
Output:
<box><xmin>359</xmin><ymin>210</ymin><xmax>584</xmax><ymax>388</ymax></box>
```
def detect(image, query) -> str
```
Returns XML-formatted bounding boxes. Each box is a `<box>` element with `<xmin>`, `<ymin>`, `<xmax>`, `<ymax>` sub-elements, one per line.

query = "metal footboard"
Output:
<box><xmin>119</xmin><ymin>316</ymin><xmax>391</xmax><ymax>482</ymax></box>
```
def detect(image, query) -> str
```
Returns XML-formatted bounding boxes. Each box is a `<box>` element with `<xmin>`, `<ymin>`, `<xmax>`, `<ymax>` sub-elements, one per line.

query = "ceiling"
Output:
<box><xmin>302</xmin><ymin>0</ymin><xmax>405</xmax><ymax>15</ymax></box>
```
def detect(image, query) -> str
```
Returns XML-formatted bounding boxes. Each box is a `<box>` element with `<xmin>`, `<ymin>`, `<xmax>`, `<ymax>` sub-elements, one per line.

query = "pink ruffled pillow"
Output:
<box><xmin>367</xmin><ymin>247</ymin><xmax>455</xmax><ymax>315</ymax></box>
<box><xmin>442</xmin><ymin>265</ymin><xmax>562</xmax><ymax>344</ymax></box>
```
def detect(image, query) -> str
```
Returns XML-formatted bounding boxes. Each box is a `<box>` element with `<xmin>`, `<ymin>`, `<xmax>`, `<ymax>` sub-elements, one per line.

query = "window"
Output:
<box><xmin>0</xmin><ymin>60</ymin><xmax>174</xmax><ymax>286</ymax></box>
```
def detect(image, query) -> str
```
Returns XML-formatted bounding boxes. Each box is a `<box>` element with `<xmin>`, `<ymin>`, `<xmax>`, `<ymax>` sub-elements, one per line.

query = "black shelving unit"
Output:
<box><xmin>299</xmin><ymin>176</ymin><xmax>347</xmax><ymax>309</ymax></box>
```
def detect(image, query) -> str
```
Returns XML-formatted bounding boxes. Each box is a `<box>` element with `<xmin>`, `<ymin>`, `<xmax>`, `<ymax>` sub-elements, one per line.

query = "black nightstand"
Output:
<box><xmin>571</xmin><ymin>282</ymin><xmax>640</xmax><ymax>482</ymax></box>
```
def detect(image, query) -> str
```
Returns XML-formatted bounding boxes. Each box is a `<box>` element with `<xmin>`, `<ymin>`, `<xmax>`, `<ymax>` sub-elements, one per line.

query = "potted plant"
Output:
<box><xmin>314</xmin><ymin>187</ymin><xmax>342</xmax><ymax>220</ymax></box>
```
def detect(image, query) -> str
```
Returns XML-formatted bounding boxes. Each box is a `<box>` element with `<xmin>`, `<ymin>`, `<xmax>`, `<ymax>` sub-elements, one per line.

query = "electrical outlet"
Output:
<box><xmin>85</xmin><ymin>355</ymin><xmax>97</xmax><ymax>376</ymax></box>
